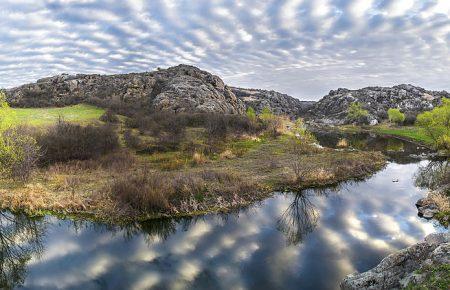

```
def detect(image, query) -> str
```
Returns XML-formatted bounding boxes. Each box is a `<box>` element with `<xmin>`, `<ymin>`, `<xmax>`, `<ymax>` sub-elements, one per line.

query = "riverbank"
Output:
<box><xmin>341</xmin><ymin>232</ymin><xmax>450</xmax><ymax>289</ymax></box>
<box><xmin>335</xmin><ymin>124</ymin><xmax>435</xmax><ymax>148</ymax></box>
<box><xmin>0</xmin><ymin>136</ymin><xmax>386</xmax><ymax>224</ymax></box>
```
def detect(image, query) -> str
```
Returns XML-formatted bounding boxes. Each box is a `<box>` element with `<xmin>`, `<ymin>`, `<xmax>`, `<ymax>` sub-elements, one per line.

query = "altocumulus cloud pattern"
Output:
<box><xmin>0</xmin><ymin>0</ymin><xmax>449</xmax><ymax>99</ymax></box>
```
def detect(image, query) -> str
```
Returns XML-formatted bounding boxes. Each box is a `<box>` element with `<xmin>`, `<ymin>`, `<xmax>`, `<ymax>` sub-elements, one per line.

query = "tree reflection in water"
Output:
<box><xmin>414</xmin><ymin>160</ymin><xmax>449</xmax><ymax>190</ymax></box>
<box><xmin>0</xmin><ymin>211</ymin><xmax>45</xmax><ymax>289</ymax></box>
<box><xmin>277</xmin><ymin>192</ymin><xmax>319</xmax><ymax>245</ymax></box>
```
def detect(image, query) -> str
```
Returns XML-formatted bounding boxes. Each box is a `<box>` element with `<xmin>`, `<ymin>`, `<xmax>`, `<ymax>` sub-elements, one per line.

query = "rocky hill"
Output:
<box><xmin>231</xmin><ymin>87</ymin><xmax>315</xmax><ymax>118</ymax></box>
<box><xmin>5</xmin><ymin>65</ymin><xmax>245</xmax><ymax>114</ymax></box>
<box><xmin>308</xmin><ymin>84</ymin><xmax>449</xmax><ymax>125</ymax></box>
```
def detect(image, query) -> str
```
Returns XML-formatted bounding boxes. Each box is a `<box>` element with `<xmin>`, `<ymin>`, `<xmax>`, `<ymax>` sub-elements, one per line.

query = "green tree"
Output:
<box><xmin>416</xmin><ymin>98</ymin><xmax>450</xmax><ymax>152</ymax></box>
<box><xmin>260</xmin><ymin>106</ymin><xmax>273</xmax><ymax>122</ymax></box>
<box><xmin>347</xmin><ymin>102</ymin><xmax>368</xmax><ymax>123</ymax></box>
<box><xmin>0</xmin><ymin>92</ymin><xmax>40</xmax><ymax>181</ymax></box>
<box><xmin>0</xmin><ymin>91</ymin><xmax>14</xmax><ymax>131</ymax></box>
<box><xmin>246</xmin><ymin>107</ymin><xmax>256</xmax><ymax>123</ymax></box>
<box><xmin>387</xmin><ymin>108</ymin><xmax>405</xmax><ymax>125</ymax></box>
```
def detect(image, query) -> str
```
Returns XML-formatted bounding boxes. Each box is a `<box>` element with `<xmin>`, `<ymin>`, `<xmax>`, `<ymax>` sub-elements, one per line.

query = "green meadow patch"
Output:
<box><xmin>10</xmin><ymin>104</ymin><xmax>105</xmax><ymax>126</ymax></box>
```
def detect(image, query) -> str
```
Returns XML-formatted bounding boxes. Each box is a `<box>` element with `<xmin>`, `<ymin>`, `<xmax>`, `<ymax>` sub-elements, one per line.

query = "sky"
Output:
<box><xmin>0</xmin><ymin>0</ymin><xmax>449</xmax><ymax>100</ymax></box>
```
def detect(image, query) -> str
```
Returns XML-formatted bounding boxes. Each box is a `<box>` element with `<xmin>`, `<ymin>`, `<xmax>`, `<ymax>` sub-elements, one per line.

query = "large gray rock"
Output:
<box><xmin>340</xmin><ymin>233</ymin><xmax>450</xmax><ymax>289</ymax></box>
<box><xmin>231</xmin><ymin>87</ymin><xmax>315</xmax><ymax>118</ymax></box>
<box><xmin>5</xmin><ymin>65</ymin><xmax>245</xmax><ymax>114</ymax></box>
<box><xmin>308</xmin><ymin>84</ymin><xmax>449</xmax><ymax>125</ymax></box>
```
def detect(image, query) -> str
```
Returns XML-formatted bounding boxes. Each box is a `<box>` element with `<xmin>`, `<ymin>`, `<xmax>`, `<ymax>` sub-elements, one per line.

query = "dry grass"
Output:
<box><xmin>430</xmin><ymin>191</ymin><xmax>450</xmax><ymax>212</ymax></box>
<box><xmin>337</xmin><ymin>138</ymin><xmax>349</xmax><ymax>148</ymax></box>
<box><xmin>0</xmin><ymin>119</ymin><xmax>387</xmax><ymax>223</ymax></box>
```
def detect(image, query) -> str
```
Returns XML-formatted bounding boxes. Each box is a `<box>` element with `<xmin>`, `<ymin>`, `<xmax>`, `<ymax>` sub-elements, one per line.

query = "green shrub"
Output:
<box><xmin>246</xmin><ymin>107</ymin><xmax>256</xmax><ymax>123</ymax></box>
<box><xmin>0</xmin><ymin>127</ymin><xmax>40</xmax><ymax>181</ymax></box>
<box><xmin>388</xmin><ymin>108</ymin><xmax>405</xmax><ymax>124</ymax></box>
<box><xmin>416</xmin><ymin>98</ymin><xmax>450</xmax><ymax>152</ymax></box>
<box><xmin>347</xmin><ymin>102</ymin><xmax>369</xmax><ymax>123</ymax></box>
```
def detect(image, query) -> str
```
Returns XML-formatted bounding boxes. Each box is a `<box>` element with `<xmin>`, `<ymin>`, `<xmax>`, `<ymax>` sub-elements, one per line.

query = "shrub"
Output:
<box><xmin>246</xmin><ymin>107</ymin><xmax>257</xmax><ymax>123</ymax></box>
<box><xmin>387</xmin><ymin>108</ymin><xmax>405</xmax><ymax>125</ymax></box>
<box><xmin>416</xmin><ymin>98</ymin><xmax>450</xmax><ymax>152</ymax></box>
<box><xmin>347</xmin><ymin>102</ymin><xmax>369</xmax><ymax>123</ymax></box>
<box><xmin>403</xmin><ymin>112</ymin><xmax>417</xmax><ymax>125</ymax></box>
<box><xmin>123</xmin><ymin>129</ymin><xmax>143</xmax><ymax>150</ymax></box>
<box><xmin>0</xmin><ymin>127</ymin><xmax>40</xmax><ymax>181</ymax></box>
<box><xmin>38</xmin><ymin>119</ymin><xmax>119</xmax><ymax>164</ymax></box>
<box><xmin>100</xmin><ymin>109</ymin><xmax>119</xmax><ymax>123</ymax></box>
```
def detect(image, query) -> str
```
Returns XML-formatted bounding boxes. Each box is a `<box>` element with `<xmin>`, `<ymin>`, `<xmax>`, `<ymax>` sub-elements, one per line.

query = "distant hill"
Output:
<box><xmin>5</xmin><ymin>65</ymin><xmax>449</xmax><ymax>123</ymax></box>
<box><xmin>231</xmin><ymin>87</ymin><xmax>315</xmax><ymax>118</ymax></box>
<box><xmin>307</xmin><ymin>84</ymin><xmax>449</xmax><ymax>125</ymax></box>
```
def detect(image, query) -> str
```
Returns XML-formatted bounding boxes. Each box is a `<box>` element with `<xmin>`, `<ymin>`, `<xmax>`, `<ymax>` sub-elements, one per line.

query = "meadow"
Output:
<box><xmin>9</xmin><ymin>104</ymin><xmax>105</xmax><ymax>126</ymax></box>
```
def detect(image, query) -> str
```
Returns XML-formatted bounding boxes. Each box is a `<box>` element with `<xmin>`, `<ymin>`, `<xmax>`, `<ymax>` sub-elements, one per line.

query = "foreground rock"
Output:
<box><xmin>231</xmin><ymin>87</ymin><xmax>315</xmax><ymax>118</ymax></box>
<box><xmin>341</xmin><ymin>233</ymin><xmax>450</xmax><ymax>289</ymax></box>
<box><xmin>6</xmin><ymin>65</ymin><xmax>246</xmax><ymax>114</ymax></box>
<box><xmin>416</xmin><ymin>197</ymin><xmax>440</xmax><ymax>219</ymax></box>
<box><xmin>308</xmin><ymin>84</ymin><xmax>450</xmax><ymax>125</ymax></box>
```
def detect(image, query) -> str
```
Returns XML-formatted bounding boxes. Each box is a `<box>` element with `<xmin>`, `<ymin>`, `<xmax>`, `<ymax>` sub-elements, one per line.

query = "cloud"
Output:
<box><xmin>0</xmin><ymin>0</ymin><xmax>449</xmax><ymax>100</ymax></box>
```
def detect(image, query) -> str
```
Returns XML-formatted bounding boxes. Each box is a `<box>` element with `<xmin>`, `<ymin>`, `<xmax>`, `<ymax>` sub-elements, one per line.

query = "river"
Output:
<box><xmin>0</xmin><ymin>133</ymin><xmax>447</xmax><ymax>289</ymax></box>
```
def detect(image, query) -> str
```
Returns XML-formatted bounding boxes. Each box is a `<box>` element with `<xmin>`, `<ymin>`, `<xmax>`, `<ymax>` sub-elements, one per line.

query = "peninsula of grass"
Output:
<box><xmin>0</xmin><ymin>107</ymin><xmax>387</xmax><ymax>224</ymax></box>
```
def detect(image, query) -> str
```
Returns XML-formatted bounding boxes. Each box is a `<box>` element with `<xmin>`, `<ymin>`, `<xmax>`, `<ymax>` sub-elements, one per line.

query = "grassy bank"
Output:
<box><xmin>9</xmin><ymin>104</ymin><xmax>105</xmax><ymax>126</ymax></box>
<box><xmin>338</xmin><ymin>124</ymin><xmax>434</xmax><ymax>146</ymax></box>
<box><xmin>0</xmin><ymin>103</ymin><xmax>387</xmax><ymax>224</ymax></box>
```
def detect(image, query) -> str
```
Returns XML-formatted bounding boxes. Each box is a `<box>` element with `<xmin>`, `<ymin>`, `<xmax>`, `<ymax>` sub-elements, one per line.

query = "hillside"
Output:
<box><xmin>308</xmin><ymin>84</ymin><xmax>450</xmax><ymax>125</ymax></box>
<box><xmin>231</xmin><ymin>87</ymin><xmax>315</xmax><ymax>118</ymax></box>
<box><xmin>6</xmin><ymin>65</ymin><xmax>245</xmax><ymax>114</ymax></box>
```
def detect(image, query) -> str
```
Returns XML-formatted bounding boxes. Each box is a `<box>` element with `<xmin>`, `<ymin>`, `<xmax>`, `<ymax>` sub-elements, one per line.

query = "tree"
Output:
<box><xmin>0</xmin><ymin>92</ymin><xmax>40</xmax><ymax>181</ymax></box>
<box><xmin>387</xmin><ymin>108</ymin><xmax>405</xmax><ymax>125</ymax></box>
<box><xmin>416</xmin><ymin>98</ymin><xmax>450</xmax><ymax>152</ymax></box>
<box><xmin>260</xmin><ymin>106</ymin><xmax>273</xmax><ymax>123</ymax></box>
<box><xmin>0</xmin><ymin>91</ymin><xmax>14</xmax><ymax>131</ymax></box>
<box><xmin>347</xmin><ymin>102</ymin><xmax>368</xmax><ymax>123</ymax></box>
<box><xmin>246</xmin><ymin>107</ymin><xmax>256</xmax><ymax>123</ymax></box>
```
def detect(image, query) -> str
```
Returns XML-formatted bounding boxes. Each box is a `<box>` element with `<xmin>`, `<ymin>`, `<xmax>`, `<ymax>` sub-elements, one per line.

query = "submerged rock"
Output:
<box><xmin>340</xmin><ymin>233</ymin><xmax>450</xmax><ymax>289</ymax></box>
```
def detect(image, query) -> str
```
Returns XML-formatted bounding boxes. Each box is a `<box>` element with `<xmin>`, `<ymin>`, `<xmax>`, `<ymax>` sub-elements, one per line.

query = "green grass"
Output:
<box><xmin>373</xmin><ymin>125</ymin><xmax>434</xmax><ymax>145</ymax></box>
<box><xmin>10</xmin><ymin>104</ymin><xmax>105</xmax><ymax>126</ymax></box>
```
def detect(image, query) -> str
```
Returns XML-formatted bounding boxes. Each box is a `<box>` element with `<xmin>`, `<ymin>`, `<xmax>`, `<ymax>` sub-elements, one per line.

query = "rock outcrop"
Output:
<box><xmin>341</xmin><ymin>233</ymin><xmax>450</xmax><ymax>289</ymax></box>
<box><xmin>5</xmin><ymin>65</ymin><xmax>246</xmax><ymax>114</ymax></box>
<box><xmin>231</xmin><ymin>87</ymin><xmax>315</xmax><ymax>118</ymax></box>
<box><xmin>308</xmin><ymin>84</ymin><xmax>450</xmax><ymax>125</ymax></box>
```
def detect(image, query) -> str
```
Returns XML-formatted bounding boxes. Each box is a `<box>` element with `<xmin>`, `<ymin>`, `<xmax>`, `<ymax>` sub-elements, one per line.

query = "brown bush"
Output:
<box><xmin>99</xmin><ymin>109</ymin><xmax>119</xmax><ymax>123</ymax></box>
<box><xmin>123</xmin><ymin>130</ymin><xmax>143</xmax><ymax>150</ymax></box>
<box><xmin>110</xmin><ymin>170</ymin><xmax>255</xmax><ymax>213</ymax></box>
<box><xmin>37</xmin><ymin>119</ymin><xmax>119</xmax><ymax>164</ymax></box>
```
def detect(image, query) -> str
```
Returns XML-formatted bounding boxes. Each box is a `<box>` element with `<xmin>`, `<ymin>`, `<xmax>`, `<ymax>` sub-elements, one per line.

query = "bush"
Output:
<box><xmin>123</xmin><ymin>130</ymin><xmax>143</xmax><ymax>150</ymax></box>
<box><xmin>416</xmin><ymin>98</ymin><xmax>450</xmax><ymax>152</ymax></box>
<box><xmin>110</xmin><ymin>169</ymin><xmax>255</xmax><ymax>213</ymax></box>
<box><xmin>404</xmin><ymin>112</ymin><xmax>417</xmax><ymax>125</ymax></box>
<box><xmin>347</xmin><ymin>102</ymin><xmax>369</xmax><ymax>123</ymax></box>
<box><xmin>100</xmin><ymin>109</ymin><xmax>119</xmax><ymax>123</ymax></box>
<box><xmin>246</xmin><ymin>107</ymin><xmax>256</xmax><ymax>123</ymax></box>
<box><xmin>38</xmin><ymin>119</ymin><xmax>119</xmax><ymax>164</ymax></box>
<box><xmin>0</xmin><ymin>127</ymin><xmax>40</xmax><ymax>181</ymax></box>
<box><xmin>387</xmin><ymin>108</ymin><xmax>405</xmax><ymax>125</ymax></box>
